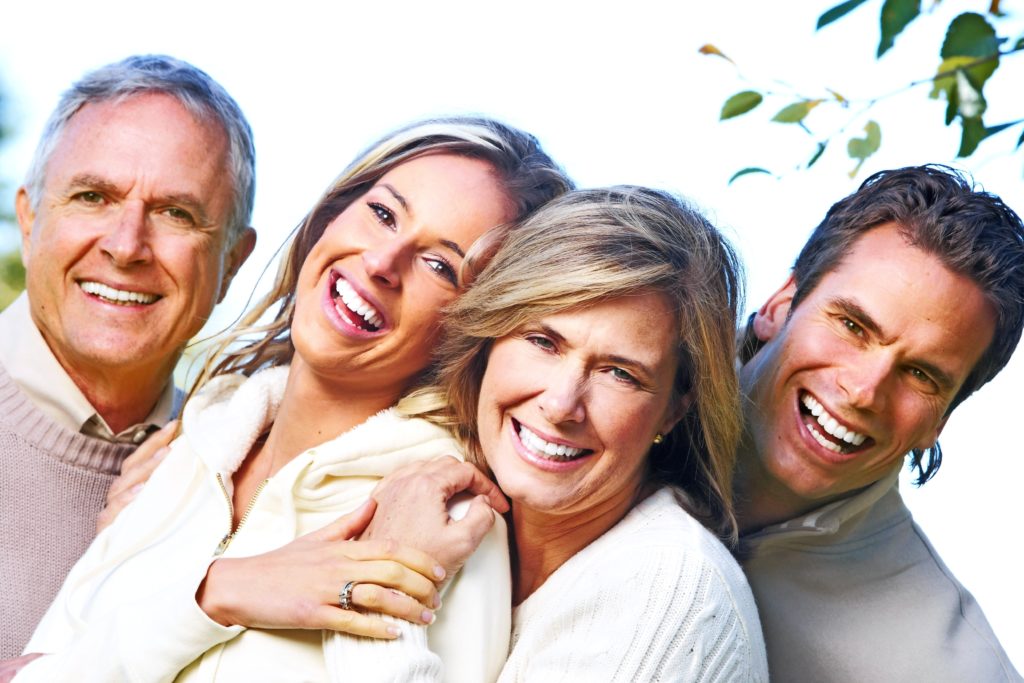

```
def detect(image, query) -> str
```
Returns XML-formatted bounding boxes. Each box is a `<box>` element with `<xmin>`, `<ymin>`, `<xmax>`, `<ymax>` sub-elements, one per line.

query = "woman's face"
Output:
<box><xmin>477</xmin><ymin>292</ymin><xmax>683</xmax><ymax>519</ymax></box>
<box><xmin>292</xmin><ymin>153</ymin><xmax>513</xmax><ymax>395</ymax></box>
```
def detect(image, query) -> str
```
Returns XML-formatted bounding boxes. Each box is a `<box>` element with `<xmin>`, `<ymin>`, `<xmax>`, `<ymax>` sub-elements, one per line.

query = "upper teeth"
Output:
<box><xmin>801</xmin><ymin>393</ymin><xmax>867</xmax><ymax>446</ymax></box>
<box><xmin>334</xmin><ymin>279</ymin><xmax>383</xmax><ymax>328</ymax></box>
<box><xmin>80</xmin><ymin>281</ymin><xmax>158</xmax><ymax>304</ymax></box>
<box><xmin>518</xmin><ymin>422</ymin><xmax>585</xmax><ymax>461</ymax></box>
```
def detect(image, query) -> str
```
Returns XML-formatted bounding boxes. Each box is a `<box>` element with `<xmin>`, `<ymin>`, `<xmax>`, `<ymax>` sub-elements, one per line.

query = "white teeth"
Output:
<box><xmin>79</xmin><ymin>281</ymin><xmax>158</xmax><ymax>305</ymax></box>
<box><xmin>517</xmin><ymin>423</ymin><xmax>585</xmax><ymax>461</ymax></box>
<box><xmin>800</xmin><ymin>393</ymin><xmax>867</xmax><ymax>448</ymax></box>
<box><xmin>334</xmin><ymin>278</ymin><xmax>383</xmax><ymax>328</ymax></box>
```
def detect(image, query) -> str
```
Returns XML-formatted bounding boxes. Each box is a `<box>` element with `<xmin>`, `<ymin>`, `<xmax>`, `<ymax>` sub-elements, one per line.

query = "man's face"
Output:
<box><xmin>17</xmin><ymin>93</ymin><xmax>254</xmax><ymax>383</ymax></box>
<box><xmin>740</xmin><ymin>223</ymin><xmax>995</xmax><ymax>509</ymax></box>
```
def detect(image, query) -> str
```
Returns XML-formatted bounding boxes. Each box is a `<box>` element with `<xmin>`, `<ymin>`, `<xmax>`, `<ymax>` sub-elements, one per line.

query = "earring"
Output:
<box><xmin>652</xmin><ymin>434</ymin><xmax>664</xmax><ymax>445</ymax></box>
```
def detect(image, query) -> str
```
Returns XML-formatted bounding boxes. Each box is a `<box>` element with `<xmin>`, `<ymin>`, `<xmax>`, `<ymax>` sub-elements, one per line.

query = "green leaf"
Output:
<box><xmin>940</xmin><ymin>13</ymin><xmax>999</xmax><ymax>86</ymax></box>
<box><xmin>728</xmin><ymin>167</ymin><xmax>772</xmax><ymax>185</ymax></box>
<box><xmin>958</xmin><ymin>117</ymin><xmax>987</xmax><ymax>157</ymax></box>
<box><xmin>878</xmin><ymin>0</ymin><xmax>921</xmax><ymax>57</ymax></box>
<box><xmin>1018</xmin><ymin>128</ymin><xmax>1024</xmax><ymax>150</ymax></box>
<box><xmin>1014</xmin><ymin>37</ymin><xmax>1024</xmax><ymax>51</ymax></box>
<box><xmin>720</xmin><ymin>91</ymin><xmax>763</xmax><ymax>120</ymax></box>
<box><xmin>807</xmin><ymin>142</ymin><xmax>827</xmax><ymax>168</ymax></box>
<box><xmin>817</xmin><ymin>0</ymin><xmax>870</xmax><ymax>29</ymax></box>
<box><xmin>958</xmin><ymin>118</ymin><xmax>1024</xmax><ymax>157</ymax></box>
<box><xmin>847</xmin><ymin>121</ymin><xmax>881</xmax><ymax>177</ymax></box>
<box><xmin>771</xmin><ymin>99</ymin><xmax>822</xmax><ymax>124</ymax></box>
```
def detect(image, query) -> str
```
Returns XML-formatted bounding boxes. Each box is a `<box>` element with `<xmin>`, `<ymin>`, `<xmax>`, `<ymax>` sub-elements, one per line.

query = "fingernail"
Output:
<box><xmin>386</xmin><ymin>626</ymin><xmax>401</xmax><ymax>638</ymax></box>
<box><xmin>433</xmin><ymin>565</ymin><xmax>446</xmax><ymax>580</ymax></box>
<box><xmin>432</xmin><ymin>593</ymin><xmax>441</xmax><ymax>609</ymax></box>
<box><xmin>154</xmin><ymin>447</ymin><xmax>169</xmax><ymax>461</ymax></box>
<box><xmin>130</xmin><ymin>484</ymin><xmax>144</xmax><ymax>495</ymax></box>
<box><xmin>421</xmin><ymin>610</ymin><xmax>435</xmax><ymax>624</ymax></box>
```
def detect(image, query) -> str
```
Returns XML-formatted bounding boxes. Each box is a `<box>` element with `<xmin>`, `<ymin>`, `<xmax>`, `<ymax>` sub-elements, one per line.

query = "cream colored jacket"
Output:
<box><xmin>21</xmin><ymin>366</ymin><xmax>510</xmax><ymax>683</ymax></box>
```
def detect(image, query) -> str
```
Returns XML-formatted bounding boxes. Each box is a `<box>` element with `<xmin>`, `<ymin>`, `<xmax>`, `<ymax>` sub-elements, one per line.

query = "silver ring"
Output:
<box><xmin>339</xmin><ymin>580</ymin><xmax>358</xmax><ymax>610</ymax></box>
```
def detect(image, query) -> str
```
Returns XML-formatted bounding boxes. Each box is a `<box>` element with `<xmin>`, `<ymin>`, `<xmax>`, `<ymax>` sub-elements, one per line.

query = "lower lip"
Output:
<box><xmin>509</xmin><ymin>419</ymin><xmax>593</xmax><ymax>473</ymax></box>
<box><xmin>322</xmin><ymin>275</ymin><xmax>384</xmax><ymax>339</ymax></box>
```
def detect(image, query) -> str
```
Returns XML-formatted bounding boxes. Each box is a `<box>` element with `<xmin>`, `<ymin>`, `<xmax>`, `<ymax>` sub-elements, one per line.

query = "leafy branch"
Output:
<box><xmin>702</xmin><ymin>2</ymin><xmax>1024</xmax><ymax>182</ymax></box>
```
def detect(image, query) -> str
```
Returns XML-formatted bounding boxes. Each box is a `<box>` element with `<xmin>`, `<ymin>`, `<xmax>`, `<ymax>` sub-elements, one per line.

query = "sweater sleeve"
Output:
<box><xmin>322</xmin><ymin>513</ymin><xmax>511</xmax><ymax>683</ymax></box>
<box><xmin>17</xmin><ymin>547</ymin><xmax>241</xmax><ymax>683</ymax></box>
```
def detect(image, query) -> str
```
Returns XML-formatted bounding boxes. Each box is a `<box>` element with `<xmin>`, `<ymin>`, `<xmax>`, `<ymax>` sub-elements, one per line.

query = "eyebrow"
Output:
<box><xmin>381</xmin><ymin>183</ymin><xmax>466</xmax><ymax>258</ymax></box>
<box><xmin>832</xmin><ymin>296</ymin><xmax>956</xmax><ymax>390</ymax></box>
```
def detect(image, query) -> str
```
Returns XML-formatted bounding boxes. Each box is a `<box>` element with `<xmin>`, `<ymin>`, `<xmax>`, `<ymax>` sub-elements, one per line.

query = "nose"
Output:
<box><xmin>538</xmin><ymin>367</ymin><xmax>587</xmax><ymax>425</ymax></box>
<box><xmin>362</xmin><ymin>238</ymin><xmax>408</xmax><ymax>288</ymax></box>
<box><xmin>98</xmin><ymin>201</ymin><xmax>152</xmax><ymax>267</ymax></box>
<box><xmin>838</xmin><ymin>351</ymin><xmax>892</xmax><ymax>412</ymax></box>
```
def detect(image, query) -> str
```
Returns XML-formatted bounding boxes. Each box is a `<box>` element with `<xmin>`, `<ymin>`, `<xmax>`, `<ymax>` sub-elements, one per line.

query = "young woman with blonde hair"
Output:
<box><xmin>17</xmin><ymin>117</ymin><xmax>571</xmax><ymax>683</ymax></box>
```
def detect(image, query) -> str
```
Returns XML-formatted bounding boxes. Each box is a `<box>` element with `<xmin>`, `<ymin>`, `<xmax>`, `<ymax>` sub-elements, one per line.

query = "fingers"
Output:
<box><xmin>315</xmin><ymin>605</ymin><xmax>402</xmax><ymax>640</ymax></box>
<box><xmin>380</xmin><ymin>456</ymin><xmax>509</xmax><ymax>514</ymax></box>
<box><xmin>96</xmin><ymin>485</ymin><xmax>142</xmax><ymax>533</ymax></box>
<box><xmin>335</xmin><ymin>554</ymin><xmax>442</xmax><ymax>606</ymax></box>
<box><xmin>349</xmin><ymin>583</ymin><xmax>437</xmax><ymax>625</ymax></box>
<box><xmin>0</xmin><ymin>653</ymin><xmax>43</xmax><ymax>683</ymax></box>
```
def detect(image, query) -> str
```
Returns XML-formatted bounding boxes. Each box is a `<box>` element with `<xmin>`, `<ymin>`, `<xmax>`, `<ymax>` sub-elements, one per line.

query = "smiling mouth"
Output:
<box><xmin>515</xmin><ymin>419</ymin><xmax>592</xmax><ymax>462</ymax></box>
<box><xmin>333</xmin><ymin>278</ymin><xmax>383</xmax><ymax>332</ymax></box>
<box><xmin>79</xmin><ymin>281</ymin><xmax>160</xmax><ymax>305</ymax></box>
<box><xmin>799</xmin><ymin>392</ymin><xmax>873</xmax><ymax>455</ymax></box>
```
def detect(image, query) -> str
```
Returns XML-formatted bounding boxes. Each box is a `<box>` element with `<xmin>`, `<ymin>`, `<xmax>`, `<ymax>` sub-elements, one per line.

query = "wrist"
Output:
<box><xmin>196</xmin><ymin>559</ymin><xmax>238</xmax><ymax>627</ymax></box>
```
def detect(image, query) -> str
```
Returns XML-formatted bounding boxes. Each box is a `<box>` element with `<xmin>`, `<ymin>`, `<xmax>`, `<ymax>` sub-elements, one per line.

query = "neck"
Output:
<box><xmin>510</xmin><ymin>488</ymin><xmax>641</xmax><ymax>605</ymax></box>
<box><xmin>732</xmin><ymin>437</ymin><xmax>845</xmax><ymax>534</ymax></box>
<box><xmin>260</xmin><ymin>358</ymin><xmax>402</xmax><ymax>476</ymax></box>
<box><xmin>61</xmin><ymin>354</ymin><xmax>176</xmax><ymax>435</ymax></box>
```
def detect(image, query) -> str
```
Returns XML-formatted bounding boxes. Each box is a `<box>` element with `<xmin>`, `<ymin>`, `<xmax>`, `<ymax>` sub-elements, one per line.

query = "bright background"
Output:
<box><xmin>1</xmin><ymin>0</ymin><xmax>1020</xmax><ymax>667</ymax></box>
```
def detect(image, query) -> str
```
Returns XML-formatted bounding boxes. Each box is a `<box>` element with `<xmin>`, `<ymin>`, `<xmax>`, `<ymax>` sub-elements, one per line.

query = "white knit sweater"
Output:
<box><xmin>20</xmin><ymin>366</ymin><xmax>511</xmax><ymax>683</ymax></box>
<box><xmin>499</xmin><ymin>488</ymin><xmax>768</xmax><ymax>682</ymax></box>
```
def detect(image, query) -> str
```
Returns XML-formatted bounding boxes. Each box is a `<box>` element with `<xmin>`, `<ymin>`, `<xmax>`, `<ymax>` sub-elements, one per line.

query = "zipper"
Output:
<box><xmin>213</xmin><ymin>473</ymin><xmax>269</xmax><ymax>557</ymax></box>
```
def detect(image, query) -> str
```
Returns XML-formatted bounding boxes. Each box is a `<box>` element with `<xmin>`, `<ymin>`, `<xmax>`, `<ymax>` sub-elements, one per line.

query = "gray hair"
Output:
<box><xmin>23</xmin><ymin>54</ymin><xmax>255</xmax><ymax>241</ymax></box>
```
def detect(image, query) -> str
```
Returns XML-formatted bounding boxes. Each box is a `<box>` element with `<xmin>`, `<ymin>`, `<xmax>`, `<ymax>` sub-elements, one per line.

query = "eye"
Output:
<box><xmin>526</xmin><ymin>335</ymin><xmax>557</xmax><ymax>353</ymax></box>
<box><xmin>73</xmin><ymin>191</ymin><xmax>104</xmax><ymax>205</ymax></box>
<box><xmin>162</xmin><ymin>207</ymin><xmax>195</xmax><ymax>225</ymax></box>
<box><xmin>368</xmin><ymin>202</ymin><xmax>396</xmax><ymax>230</ymax></box>
<box><xmin>609</xmin><ymin>367</ymin><xmax>639</xmax><ymax>385</ymax></box>
<box><xmin>840</xmin><ymin>317</ymin><xmax>865</xmax><ymax>337</ymax></box>
<box><xmin>425</xmin><ymin>255</ymin><xmax>457</xmax><ymax>285</ymax></box>
<box><xmin>907</xmin><ymin>366</ymin><xmax>935</xmax><ymax>388</ymax></box>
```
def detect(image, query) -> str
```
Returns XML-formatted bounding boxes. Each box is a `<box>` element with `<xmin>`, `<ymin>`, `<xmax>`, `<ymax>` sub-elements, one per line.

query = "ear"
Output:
<box><xmin>15</xmin><ymin>188</ymin><xmax>35</xmax><ymax>269</ymax></box>
<box><xmin>924</xmin><ymin>414</ymin><xmax>949</xmax><ymax>450</ymax></box>
<box><xmin>752</xmin><ymin>273</ymin><xmax>797</xmax><ymax>343</ymax></box>
<box><xmin>217</xmin><ymin>227</ymin><xmax>256</xmax><ymax>303</ymax></box>
<box><xmin>658</xmin><ymin>391</ymin><xmax>692</xmax><ymax>438</ymax></box>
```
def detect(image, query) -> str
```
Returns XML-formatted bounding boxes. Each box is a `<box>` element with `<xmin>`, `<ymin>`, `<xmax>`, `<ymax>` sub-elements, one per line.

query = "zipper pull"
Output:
<box><xmin>214</xmin><ymin>533</ymin><xmax>232</xmax><ymax>557</ymax></box>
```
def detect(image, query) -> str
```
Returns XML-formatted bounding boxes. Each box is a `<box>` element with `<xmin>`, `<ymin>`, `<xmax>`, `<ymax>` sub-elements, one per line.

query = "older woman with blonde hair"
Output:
<box><xmin>16</xmin><ymin>117</ymin><xmax>571</xmax><ymax>683</ymax></box>
<box><xmin>386</xmin><ymin>186</ymin><xmax>768</xmax><ymax>680</ymax></box>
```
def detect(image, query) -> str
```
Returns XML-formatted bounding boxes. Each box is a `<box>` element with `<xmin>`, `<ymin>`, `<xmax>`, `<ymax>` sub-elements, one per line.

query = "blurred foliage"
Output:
<box><xmin>0</xmin><ymin>250</ymin><xmax>25</xmax><ymax>310</ymax></box>
<box><xmin>702</xmin><ymin>1</ymin><xmax>1023</xmax><ymax>181</ymax></box>
<box><xmin>0</xmin><ymin>80</ymin><xmax>23</xmax><ymax>311</ymax></box>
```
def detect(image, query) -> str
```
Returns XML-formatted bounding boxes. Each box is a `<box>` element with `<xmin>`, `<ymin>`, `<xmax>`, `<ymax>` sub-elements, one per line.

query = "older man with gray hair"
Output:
<box><xmin>0</xmin><ymin>55</ymin><xmax>256</xmax><ymax>659</ymax></box>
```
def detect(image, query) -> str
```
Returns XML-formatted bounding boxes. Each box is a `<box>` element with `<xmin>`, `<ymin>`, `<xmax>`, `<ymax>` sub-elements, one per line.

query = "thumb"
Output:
<box><xmin>453</xmin><ymin>495</ymin><xmax>497</xmax><ymax>545</ymax></box>
<box><xmin>308</xmin><ymin>498</ymin><xmax>377</xmax><ymax>541</ymax></box>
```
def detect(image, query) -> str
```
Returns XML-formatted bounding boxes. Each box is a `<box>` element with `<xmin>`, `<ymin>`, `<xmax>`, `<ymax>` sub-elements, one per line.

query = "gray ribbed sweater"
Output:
<box><xmin>0</xmin><ymin>362</ymin><xmax>135</xmax><ymax>659</ymax></box>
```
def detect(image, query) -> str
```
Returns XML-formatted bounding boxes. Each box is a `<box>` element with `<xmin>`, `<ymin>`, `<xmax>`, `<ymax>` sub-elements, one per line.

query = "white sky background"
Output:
<box><xmin>1</xmin><ymin>0</ymin><xmax>1020</xmax><ymax>667</ymax></box>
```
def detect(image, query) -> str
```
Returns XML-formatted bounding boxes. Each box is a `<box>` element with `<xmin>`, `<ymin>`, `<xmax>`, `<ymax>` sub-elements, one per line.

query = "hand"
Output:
<box><xmin>364</xmin><ymin>456</ymin><xmax>509</xmax><ymax>579</ymax></box>
<box><xmin>0</xmin><ymin>653</ymin><xmax>42</xmax><ymax>682</ymax></box>
<box><xmin>97</xmin><ymin>420</ymin><xmax>178</xmax><ymax>532</ymax></box>
<box><xmin>196</xmin><ymin>499</ymin><xmax>446</xmax><ymax>640</ymax></box>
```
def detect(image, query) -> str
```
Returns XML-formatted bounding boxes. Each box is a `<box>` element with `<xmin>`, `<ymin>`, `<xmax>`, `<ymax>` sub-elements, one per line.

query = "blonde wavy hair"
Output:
<box><xmin>402</xmin><ymin>186</ymin><xmax>745</xmax><ymax>544</ymax></box>
<box><xmin>189</xmin><ymin>116</ymin><xmax>573</xmax><ymax>398</ymax></box>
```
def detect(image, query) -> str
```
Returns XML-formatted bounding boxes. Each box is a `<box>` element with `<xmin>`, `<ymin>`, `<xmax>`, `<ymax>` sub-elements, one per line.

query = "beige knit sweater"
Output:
<box><xmin>0</xmin><ymin>362</ymin><xmax>135</xmax><ymax>659</ymax></box>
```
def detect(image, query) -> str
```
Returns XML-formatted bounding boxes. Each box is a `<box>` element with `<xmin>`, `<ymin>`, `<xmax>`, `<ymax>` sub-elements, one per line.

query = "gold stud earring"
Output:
<box><xmin>653</xmin><ymin>434</ymin><xmax>664</xmax><ymax>445</ymax></box>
